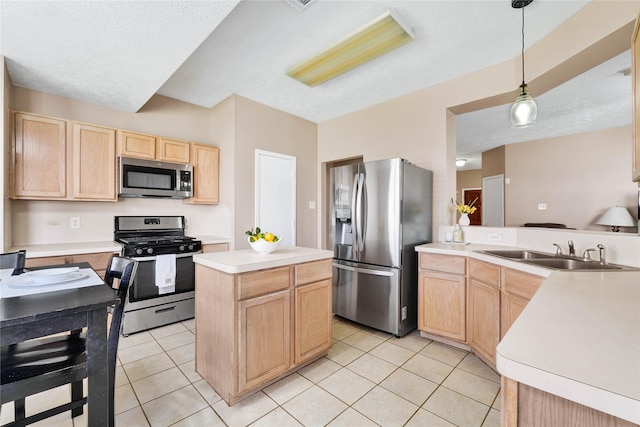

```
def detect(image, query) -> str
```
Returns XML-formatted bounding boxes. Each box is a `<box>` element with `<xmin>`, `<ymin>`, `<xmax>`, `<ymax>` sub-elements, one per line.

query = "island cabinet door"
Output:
<box><xmin>294</xmin><ymin>279</ymin><xmax>332</xmax><ymax>365</ymax></box>
<box><xmin>238</xmin><ymin>289</ymin><xmax>291</xmax><ymax>393</ymax></box>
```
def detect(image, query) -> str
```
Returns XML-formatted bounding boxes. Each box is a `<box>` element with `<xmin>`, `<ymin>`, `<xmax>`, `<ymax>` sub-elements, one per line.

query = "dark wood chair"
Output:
<box><xmin>0</xmin><ymin>250</ymin><xmax>26</xmax><ymax>276</ymax></box>
<box><xmin>0</xmin><ymin>256</ymin><xmax>138</xmax><ymax>427</ymax></box>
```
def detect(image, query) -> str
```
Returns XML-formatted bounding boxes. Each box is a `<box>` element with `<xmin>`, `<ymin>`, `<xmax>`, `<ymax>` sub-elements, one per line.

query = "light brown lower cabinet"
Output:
<box><xmin>238</xmin><ymin>289</ymin><xmax>291</xmax><ymax>393</ymax></box>
<box><xmin>195</xmin><ymin>259</ymin><xmax>332</xmax><ymax>405</ymax></box>
<box><xmin>467</xmin><ymin>278</ymin><xmax>500</xmax><ymax>366</ymax></box>
<box><xmin>24</xmin><ymin>251</ymin><xmax>118</xmax><ymax>278</ymax></box>
<box><xmin>500</xmin><ymin>267</ymin><xmax>543</xmax><ymax>337</ymax></box>
<box><xmin>501</xmin><ymin>377</ymin><xmax>638</xmax><ymax>427</ymax></box>
<box><xmin>201</xmin><ymin>243</ymin><xmax>229</xmax><ymax>253</ymax></box>
<box><xmin>294</xmin><ymin>279</ymin><xmax>332</xmax><ymax>364</ymax></box>
<box><xmin>418</xmin><ymin>253</ymin><xmax>467</xmax><ymax>342</ymax></box>
<box><xmin>418</xmin><ymin>252</ymin><xmax>545</xmax><ymax>370</ymax></box>
<box><xmin>467</xmin><ymin>259</ymin><xmax>501</xmax><ymax>366</ymax></box>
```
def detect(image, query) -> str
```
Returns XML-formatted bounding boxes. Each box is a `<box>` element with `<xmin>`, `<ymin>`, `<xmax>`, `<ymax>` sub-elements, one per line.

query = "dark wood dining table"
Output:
<box><xmin>0</xmin><ymin>262</ymin><xmax>118</xmax><ymax>427</ymax></box>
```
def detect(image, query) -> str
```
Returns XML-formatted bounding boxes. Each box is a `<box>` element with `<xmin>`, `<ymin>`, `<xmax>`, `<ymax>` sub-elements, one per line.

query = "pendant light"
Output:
<box><xmin>510</xmin><ymin>0</ymin><xmax>537</xmax><ymax>128</ymax></box>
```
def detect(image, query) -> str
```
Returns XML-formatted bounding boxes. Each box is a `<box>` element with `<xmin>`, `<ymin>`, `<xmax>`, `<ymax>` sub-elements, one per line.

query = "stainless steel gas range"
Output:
<box><xmin>115</xmin><ymin>216</ymin><xmax>202</xmax><ymax>336</ymax></box>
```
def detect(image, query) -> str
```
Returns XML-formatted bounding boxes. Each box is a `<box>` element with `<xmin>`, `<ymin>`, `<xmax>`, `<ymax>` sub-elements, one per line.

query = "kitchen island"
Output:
<box><xmin>193</xmin><ymin>246</ymin><xmax>333</xmax><ymax>406</ymax></box>
<box><xmin>415</xmin><ymin>243</ymin><xmax>640</xmax><ymax>426</ymax></box>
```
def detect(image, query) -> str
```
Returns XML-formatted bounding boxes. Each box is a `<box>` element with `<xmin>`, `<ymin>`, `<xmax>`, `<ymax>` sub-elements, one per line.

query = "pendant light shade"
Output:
<box><xmin>510</xmin><ymin>0</ymin><xmax>537</xmax><ymax>128</ymax></box>
<box><xmin>510</xmin><ymin>83</ymin><xmax>537</xmax><ymax>127</ymax></box>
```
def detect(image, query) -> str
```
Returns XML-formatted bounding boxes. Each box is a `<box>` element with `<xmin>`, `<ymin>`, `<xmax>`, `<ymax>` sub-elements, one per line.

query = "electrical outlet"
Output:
<box><xmin>70</xmin><ymin>217</ymin><xmax>80</xmax><ymax>229</ymax></box>
<box><xmin>538</xmin><ymin>203</ymin><xmax>547</xmax><ymax>210</ymax></box>
<box><xmin>308</xmin><ymin>201</ymin><xmax>316</xmax><ymax>209</ymax></box>
<box><xmin>488</xmin><ymin>233</ymin><xmax>503</xmax><ymax>242</ymax></box>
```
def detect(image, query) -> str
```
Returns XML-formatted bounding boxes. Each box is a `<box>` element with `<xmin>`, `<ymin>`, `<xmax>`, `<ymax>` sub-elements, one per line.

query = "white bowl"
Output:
<box><xmin>248</xmin><ymin>238</ymin><xmax>280</xmax><ymax>254</ymax></box>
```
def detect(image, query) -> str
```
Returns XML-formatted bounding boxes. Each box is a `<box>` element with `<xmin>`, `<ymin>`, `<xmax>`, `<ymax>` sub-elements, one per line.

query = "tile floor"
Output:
<box><xmin>1</xmin><ymin>317</ymin><xmax>501</xmax><ymax>427</ymax></box>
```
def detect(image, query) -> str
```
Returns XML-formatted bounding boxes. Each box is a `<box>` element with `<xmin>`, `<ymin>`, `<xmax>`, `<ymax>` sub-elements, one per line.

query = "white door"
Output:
<box><xmin>255</xmin><ymin>150</ymin><xmax>296</xmax><ymax>246</ymax></box>
<box><xmin>482</xmin><ymin>174</ymin><xmax>504</xmax><ymax>227</ymax></box>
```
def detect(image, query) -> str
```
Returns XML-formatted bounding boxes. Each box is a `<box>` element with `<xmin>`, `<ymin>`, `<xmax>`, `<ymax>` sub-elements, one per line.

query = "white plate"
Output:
<box><xmin>24</xmin><ymin>267</ymin><xmax>79</xmax><ymax>283</ymax></box>
<box><xmin>11</xmin><ymin>271</ymin><xmax>88</xmax><ymax>287</ymax></box>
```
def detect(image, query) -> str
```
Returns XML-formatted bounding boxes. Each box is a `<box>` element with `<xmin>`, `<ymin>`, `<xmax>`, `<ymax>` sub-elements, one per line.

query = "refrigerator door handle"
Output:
<box><xmin>332</xmin><ymin>262</ymin><xmax>395</xmax><ymax>277</ymax></box>
<box><xmin>356</xmin><ymin>172</ymin><xmax>365</xmax><ymax>252</ymax></box>
<box><xmin>351</xmin><ymin>173</ymin><xmax>360</xmax><ymax>254</ymax></box>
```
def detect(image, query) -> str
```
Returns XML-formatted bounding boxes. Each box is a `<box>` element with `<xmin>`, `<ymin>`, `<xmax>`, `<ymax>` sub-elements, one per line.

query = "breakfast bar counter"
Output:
<box><xmin>193</xmin><ymin>246</ymin><xmax>333</xmax><ymax>405</ymax></box>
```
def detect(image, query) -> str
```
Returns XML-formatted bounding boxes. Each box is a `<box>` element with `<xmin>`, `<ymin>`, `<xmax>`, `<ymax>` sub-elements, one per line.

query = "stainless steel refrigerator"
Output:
<box><xmin>329</xmin><ymin>158</ymin><xmax>433</xmax><ymax>337</ymax></box>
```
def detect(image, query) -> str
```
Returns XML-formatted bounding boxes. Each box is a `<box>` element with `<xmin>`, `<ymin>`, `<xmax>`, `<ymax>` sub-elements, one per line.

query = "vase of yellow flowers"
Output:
<box><xmin>452</xmin><ymin>197</ymin><xmax>478</xmax><ymax>226</ymax></box>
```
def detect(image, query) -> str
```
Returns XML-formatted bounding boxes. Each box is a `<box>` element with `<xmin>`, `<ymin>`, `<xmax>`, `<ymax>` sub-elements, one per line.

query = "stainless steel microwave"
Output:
<box><xmin>118</xmin><ymin>156</ymin><xmax>193</xmax><ymax>199</ymax></box>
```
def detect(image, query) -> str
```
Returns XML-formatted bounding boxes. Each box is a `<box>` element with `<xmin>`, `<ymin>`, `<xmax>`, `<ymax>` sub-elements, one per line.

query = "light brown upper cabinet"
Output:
<box><xmin>13</xmin><ymin>113</ymin><xmax>117</xmax><ymax>202</ymax></box>
<box><xmin>117</xmin><ymin>130</ymin><xmax>156</xmax><ymax>159</ymax></box>
<box><xmin>72</xmin><ymin>123</ymin><xmax>117</xmax><ymax>201</ymax></box>
<box><xmin>157</xmin><ymin>138</ymin><xmax>190</xmax><ymax>163</ymax></box>
<box><xmin>118</xmin><ymin>131</ymin><xmax>191</xmax><ymax>164</ymax></box>
<box><xmin>188</xmin><ymin>143</ymin><xmax>220</xmax><ymax>204</ymax></box>
<box><xmin>13</xmin><ymin>112</ymin><xmax>67</xmax><ymax>199</ymax></box>
<box><xmin>633</xmin><ymin>12</ymin><xmax>640</xmax><ymax>182</ymax></box>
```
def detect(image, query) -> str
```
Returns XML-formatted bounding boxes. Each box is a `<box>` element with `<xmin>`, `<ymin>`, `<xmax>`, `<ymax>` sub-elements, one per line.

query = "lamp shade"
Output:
<box><xmin>596</xmin><ymin>206</ymin><xmax>635</xmax><ymax>232</ymax></box>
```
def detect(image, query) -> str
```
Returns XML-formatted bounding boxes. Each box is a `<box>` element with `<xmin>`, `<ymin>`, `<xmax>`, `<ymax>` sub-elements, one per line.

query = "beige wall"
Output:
<box><xmin>482</xmin><ymin>146</ymin><xmax>506</xmax><ymax>178</ymax></box>
<box><xmin>231</xmin><ymin>95</ymin><xmax>318</xmax><ymax>249</ymax></box>
<box><xmin>317</xmin><ymin>2</ymin><xmax>636</xmax><ymax>239</ymax></box>
<box><xmin>505</xmin><ymin>126</ymin><xmax>638</xmax><ymax>231</ymax></box>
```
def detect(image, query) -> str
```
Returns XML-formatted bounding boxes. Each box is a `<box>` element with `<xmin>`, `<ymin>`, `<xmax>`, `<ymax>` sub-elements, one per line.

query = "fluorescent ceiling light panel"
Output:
<box><xmin>286</xmin><ymin>10</ymin><xmax>414</xmax><ymax>87</ymax></box>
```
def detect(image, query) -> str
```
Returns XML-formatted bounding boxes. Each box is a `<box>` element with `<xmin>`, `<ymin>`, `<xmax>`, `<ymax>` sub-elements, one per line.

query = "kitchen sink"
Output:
<box><xmin>478</xmin><ymin>250</ymin><xmax>556</xmax><ymax>260</ymax></box>
<box><xmin>478</xmin><ymin>250</ymin><xmax>640</xmax><ymax>271</ymax></box>
<box><xmin>521</xmin><ymin>258</ymin><xmax>627</xmax><ymax>271</ymax></box>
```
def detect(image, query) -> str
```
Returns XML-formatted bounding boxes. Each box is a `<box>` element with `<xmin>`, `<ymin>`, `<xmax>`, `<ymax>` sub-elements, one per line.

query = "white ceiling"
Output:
<box><xmin>1</xmin><ymin>0</ymin><xmax>628</xmax><ymax>168</ymax></box>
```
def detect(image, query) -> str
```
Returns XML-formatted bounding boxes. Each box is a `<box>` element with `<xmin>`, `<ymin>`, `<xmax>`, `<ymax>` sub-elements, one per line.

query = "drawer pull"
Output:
<box><xmin>155</xmin><ymin>306</ymin><xmax>176</xmax><ymax>314</ymax></box>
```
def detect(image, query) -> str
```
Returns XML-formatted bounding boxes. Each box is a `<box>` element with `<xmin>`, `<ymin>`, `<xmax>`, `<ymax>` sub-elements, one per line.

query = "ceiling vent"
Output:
<box><xmin>288</xmin><ymin>0</ymin><xmax>316</xmax><ymax>11</ymax></box>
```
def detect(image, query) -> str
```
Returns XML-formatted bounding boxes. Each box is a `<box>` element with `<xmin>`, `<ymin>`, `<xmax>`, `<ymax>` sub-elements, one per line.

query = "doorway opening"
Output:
<box><xmin>462</xmin><ymin>188</ymin><xmax>482</xmax><ymax>225</ymax></box>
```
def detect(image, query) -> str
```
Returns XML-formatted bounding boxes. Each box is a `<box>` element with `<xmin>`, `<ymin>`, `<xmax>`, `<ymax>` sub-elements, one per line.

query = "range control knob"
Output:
<box><xmin>179</xmin><ymin>245</ymin><xmax>186</xmax><ymax>252</ymax></box>
<box><xmin>188</xmin><ymin>244</ymin><xmax>194</xmax><ymax>251</ymax></box>
<box><xmin>147</xmin><ymin>247</ymin><xmax>154</xmax><ymax>255</ymax></box>
<box><xmin>135</xmin><ymin>248</ymin><xmax>144</xmax><ymax>256</ymax></box>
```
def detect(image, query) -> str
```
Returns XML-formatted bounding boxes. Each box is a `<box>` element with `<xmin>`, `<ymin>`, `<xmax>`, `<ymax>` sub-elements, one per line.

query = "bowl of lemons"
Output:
<box><xmin>246</xmin><ymin>227</ymin><xmax>280</xmax><ymax>254</ymax></box>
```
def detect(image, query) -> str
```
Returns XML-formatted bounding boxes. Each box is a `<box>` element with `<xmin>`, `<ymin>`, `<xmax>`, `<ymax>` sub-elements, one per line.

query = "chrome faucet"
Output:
<box><xmin>568</xmin><ymin>240</ymin><xmax>576</xmax><ymax>257</ymax></box>
<box><xmin>583</xmin><ymin>248</ymin><xmax>596</xmax><ymax>261</ymax></box>
<box><xmin>597</xmin><ymin>244</ymin><xmax>606</xmax><ymax>264</ymax></box>
<box><xmin>553</xmin><ymin>243</ymin><xmax>563</xmax><ymax>256</ymax></box>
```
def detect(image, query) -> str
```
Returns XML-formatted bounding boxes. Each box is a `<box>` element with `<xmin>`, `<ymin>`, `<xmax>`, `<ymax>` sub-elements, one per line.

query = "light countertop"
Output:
<box><xmin>193</xmin><ymin>246</ymin><xmax>333</xmax><ymax>274</ymax></box>
<box><xmin>415</xmin><ymin>242</ymin><xmax>640</xmax><ymax>424</ymax></box>
<box><xmin>9</xmin><ymin>241</ymin><xmax>122</xmax><ymax>258</ymax></box>
<box><xmin>9</xmin><ymin>235</ymin><xmax>231</xmax><ymax>259</ymax></box>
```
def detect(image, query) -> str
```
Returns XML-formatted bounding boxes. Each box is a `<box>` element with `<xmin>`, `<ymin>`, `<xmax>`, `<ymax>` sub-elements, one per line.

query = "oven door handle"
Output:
<box><xmin>130</xmin><ymin>251</ymin><xmax>201</xmax><ymax>262</ymax></box>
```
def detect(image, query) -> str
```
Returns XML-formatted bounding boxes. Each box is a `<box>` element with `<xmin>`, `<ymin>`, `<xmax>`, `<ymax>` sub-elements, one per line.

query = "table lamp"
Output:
<box><xmin>596</xmin><ymin>206</ymin><xmax>636</xmax><ymax>232</ymax></box>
